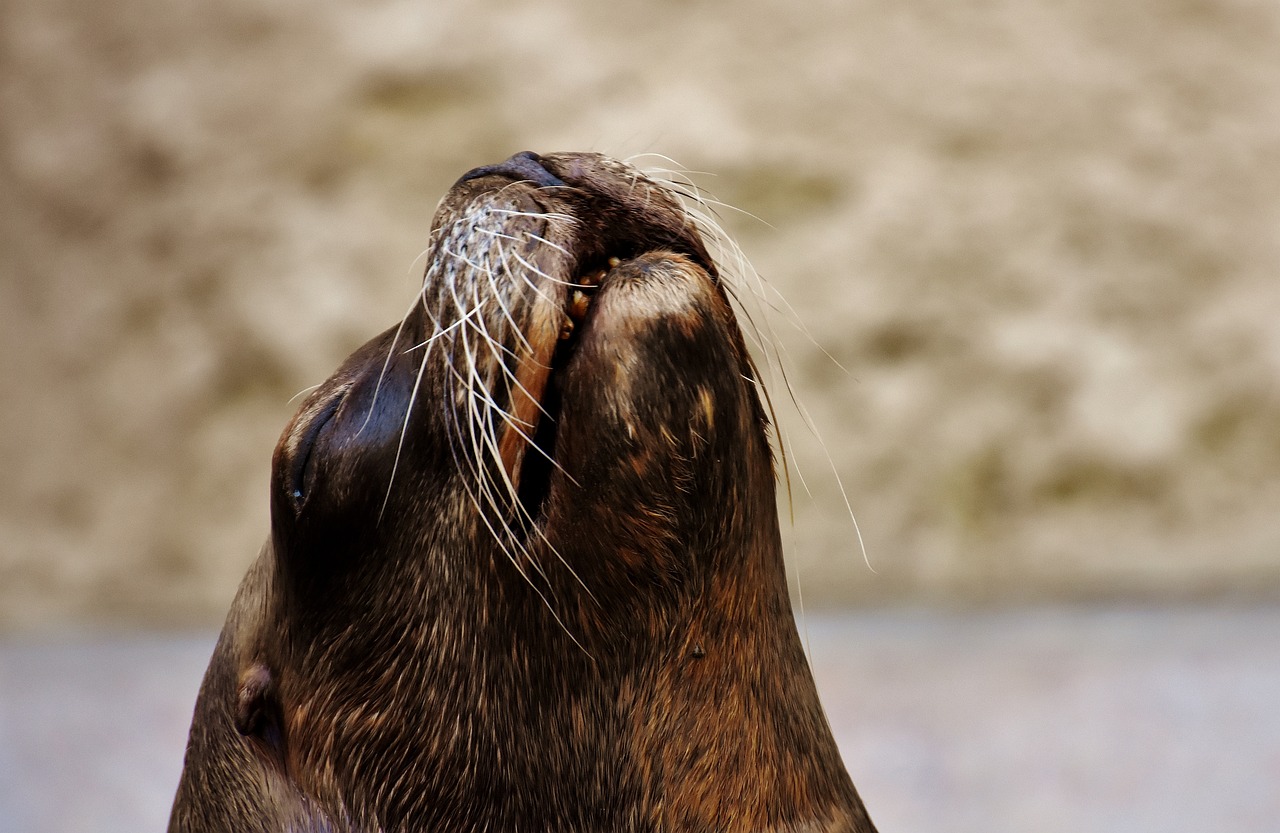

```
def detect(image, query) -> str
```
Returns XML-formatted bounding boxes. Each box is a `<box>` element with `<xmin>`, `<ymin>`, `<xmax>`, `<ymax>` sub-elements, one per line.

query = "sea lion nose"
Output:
<box><xmin>458</xmin><ymin>150</ymin><xmax>565</xmax><ymax>188</ymax></box>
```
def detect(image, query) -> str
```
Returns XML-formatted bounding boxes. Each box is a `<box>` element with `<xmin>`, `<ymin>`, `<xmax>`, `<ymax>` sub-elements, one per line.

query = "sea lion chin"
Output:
<box><xmin>168</xmin><ymin>151</ymin><xmax>878</xmax><ymax>833</ymax></box>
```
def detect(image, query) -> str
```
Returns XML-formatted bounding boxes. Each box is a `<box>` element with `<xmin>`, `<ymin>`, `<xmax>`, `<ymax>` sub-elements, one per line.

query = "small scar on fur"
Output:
<box><xmin>691</xmin><ymin>644</ymin><xmax>706</xmax><ymax>659</ymax></box>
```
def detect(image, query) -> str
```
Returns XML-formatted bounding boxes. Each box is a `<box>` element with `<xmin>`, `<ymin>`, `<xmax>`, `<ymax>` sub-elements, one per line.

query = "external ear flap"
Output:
<box><xmin>235</xmin><ymin>662</ymin><xmax>287</xmax><ymax>770</ymax></box>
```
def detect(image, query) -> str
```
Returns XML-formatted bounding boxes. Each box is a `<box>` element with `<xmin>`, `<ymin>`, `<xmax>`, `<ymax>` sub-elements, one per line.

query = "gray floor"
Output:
<box><xmin>2</xmin><ymin>608</ymin><xmax>1276</xmax><ymax>833</ymax></box>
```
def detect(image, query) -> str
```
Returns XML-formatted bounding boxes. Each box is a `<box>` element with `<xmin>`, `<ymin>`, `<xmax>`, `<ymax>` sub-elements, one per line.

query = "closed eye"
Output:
<box><xmin>289</xmin><ymin>394</ymin><xmax>344</xmax><ymax>512</ymax></box>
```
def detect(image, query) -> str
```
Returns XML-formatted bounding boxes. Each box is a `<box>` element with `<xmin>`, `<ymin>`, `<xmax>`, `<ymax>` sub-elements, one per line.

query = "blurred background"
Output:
<box><xmin>2</xmin><ymin>0</ymin><xmax>1278</xmax><ymax>830</ymax></box>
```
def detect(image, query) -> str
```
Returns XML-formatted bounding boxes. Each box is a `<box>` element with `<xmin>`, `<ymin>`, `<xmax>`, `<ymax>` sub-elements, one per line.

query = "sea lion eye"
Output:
<box><xmin>289</xmin><ymin>394</ymin><xmax>343</xmax><ymax>511</ymax></box>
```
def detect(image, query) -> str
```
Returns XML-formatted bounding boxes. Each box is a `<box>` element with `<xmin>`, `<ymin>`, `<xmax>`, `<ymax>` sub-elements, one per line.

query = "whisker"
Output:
<box><xmin>288</xmin><ymin>383</ymin><xmax>323</xmax><ymax>404</ymax></box>
<box><xmin>651</xmin><ymin>162</ymin><xmax>873</xmax><ymax>574</ymax></box>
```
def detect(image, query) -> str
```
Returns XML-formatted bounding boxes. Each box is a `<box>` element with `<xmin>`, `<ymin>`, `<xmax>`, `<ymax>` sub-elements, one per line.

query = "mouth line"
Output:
<box><xmin>513</xmin><ymin>236</ymin><xmax>703</xmax><ymax>530</ymax></box>
<box><xmin>482</xmin><ymin>162</ymin><xmax>718</xmax><ymax>533</ymax></box>
<box><xmin>556</xmin><ymin>255</ymin><xmax>617</xmax><ymax>342</ymax></box>
<box><xmin>509</xmin><ymin>252</ymin><xmax>624</xmax><ymax>526</ymax></box>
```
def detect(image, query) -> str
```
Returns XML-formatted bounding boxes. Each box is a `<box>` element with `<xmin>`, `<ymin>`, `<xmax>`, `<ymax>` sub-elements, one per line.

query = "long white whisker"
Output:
<box><xmin>649</xmin><ymin>162</ymin><xmax>873</xmax><ymax>574</ymax></box>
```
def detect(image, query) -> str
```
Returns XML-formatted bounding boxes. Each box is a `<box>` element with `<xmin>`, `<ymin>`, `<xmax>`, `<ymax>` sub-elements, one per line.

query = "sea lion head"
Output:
<box><xmin>270</xmin><ymin>152</ymin><xmax>758</xmax><ymax>622</ymax></box>
<box><xmin>172</xmin><ymin>152</ymin><xmax>874</xmax><ymax>833</ymax></box>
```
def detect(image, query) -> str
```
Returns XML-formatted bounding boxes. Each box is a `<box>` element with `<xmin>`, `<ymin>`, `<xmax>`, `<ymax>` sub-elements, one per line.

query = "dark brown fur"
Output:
<box><xmin>169</xmin><ymin>152</ymin><xmax>877</xmax><ymax>833</ymax></box>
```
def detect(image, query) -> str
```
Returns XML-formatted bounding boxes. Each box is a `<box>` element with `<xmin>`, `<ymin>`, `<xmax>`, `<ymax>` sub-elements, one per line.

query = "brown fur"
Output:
<box><xmin>169</xmin><ymin>152</ymin><xmax>877</xmax><ymax>833</ymax></box>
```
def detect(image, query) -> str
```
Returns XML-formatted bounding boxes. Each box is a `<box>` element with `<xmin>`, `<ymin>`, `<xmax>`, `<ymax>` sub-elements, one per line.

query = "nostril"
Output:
<box><xmin>458</xmin><ymin>150</ymin><xmax>565</xmax><ymax>188</ymax></box>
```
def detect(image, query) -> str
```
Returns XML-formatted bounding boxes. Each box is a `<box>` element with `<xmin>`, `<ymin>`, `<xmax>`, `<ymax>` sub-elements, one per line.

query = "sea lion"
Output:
<box><xmin>169</xmin><ymin>151</ymin><xmax>877</xmax><ymax>833</ymax></box>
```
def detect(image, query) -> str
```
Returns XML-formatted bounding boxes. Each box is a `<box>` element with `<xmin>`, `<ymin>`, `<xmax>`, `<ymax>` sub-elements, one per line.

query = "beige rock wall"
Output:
<box><xmin>3</xmin><ymin>0</ymin><xmax>1278</xmax><ymax>628</ymax></box>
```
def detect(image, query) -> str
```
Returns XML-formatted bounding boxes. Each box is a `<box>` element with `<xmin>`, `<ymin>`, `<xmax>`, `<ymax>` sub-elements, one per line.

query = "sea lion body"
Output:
<box><xmin>169</xmin><ymin>152</ymin><xmax>876</xmax><ymax>832</ymax></box>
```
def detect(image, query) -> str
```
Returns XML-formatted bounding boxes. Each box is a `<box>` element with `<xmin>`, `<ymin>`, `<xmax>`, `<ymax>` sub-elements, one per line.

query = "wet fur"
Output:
<box><xmin>169</xmin><ymin>152</ymin><xmax>876</xmax><ymax>833</ymax></box>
